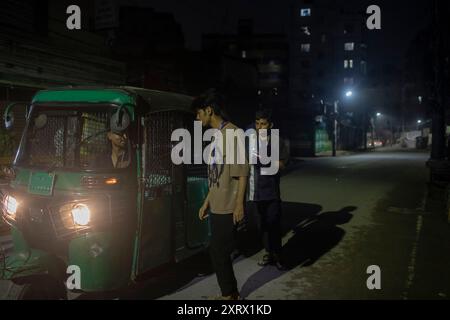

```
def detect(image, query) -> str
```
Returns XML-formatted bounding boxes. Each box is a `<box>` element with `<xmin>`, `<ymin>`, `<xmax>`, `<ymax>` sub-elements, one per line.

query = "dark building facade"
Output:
<box><xmin>0</xmin><ymin>0</ymin><xmax>125</xmax><ymax>159</ymax></box>
<box><xmin>94</xmin><ymin>1</ymin><xmax>186</xmax><ymax>92</ymax></box>
<box><xmin>289</xmin><ymin>0</ymin><xmax>368</xmax><ymax>155</ymax></box>
<box><xmin>202</xmin><ymin>19</ymin><xmax>289</xmax><ymax>132</ymax></box>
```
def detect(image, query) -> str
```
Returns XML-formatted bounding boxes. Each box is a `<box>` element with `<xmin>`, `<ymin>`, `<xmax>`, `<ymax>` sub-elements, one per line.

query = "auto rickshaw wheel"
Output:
<box><xmin>2</xmin><ymin>276</ymin><xmax>67</xmax><ymax>300</ymax></box>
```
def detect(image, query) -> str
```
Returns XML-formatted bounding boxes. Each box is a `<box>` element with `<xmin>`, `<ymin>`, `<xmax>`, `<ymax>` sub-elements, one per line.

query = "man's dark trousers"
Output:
<box><xmin>254</xmin><ymin>200</ymin><xmax>282</xmax><ymax>255</ymax></box>
<box><xmin>209</xmin><ymin>213</ymin><xmax>238</xmax><ymax>296</ymax></box>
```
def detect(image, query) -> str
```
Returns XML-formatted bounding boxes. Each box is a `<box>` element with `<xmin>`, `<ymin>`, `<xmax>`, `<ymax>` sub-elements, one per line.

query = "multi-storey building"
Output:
<box><xmin>288</xmin><ymin>0</ymin><xmax>368</xmax><ymax>155</ymax></box>
<box><xmin>202</xmin><ymin>19</ymin><xmax>289</xmax><ymax>130</ymax></box>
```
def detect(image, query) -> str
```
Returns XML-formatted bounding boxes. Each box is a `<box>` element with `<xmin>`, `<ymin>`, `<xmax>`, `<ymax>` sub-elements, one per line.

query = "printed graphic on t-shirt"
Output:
<box><xmin>208</xmin><ymin>162</ymin><xmax>224</xmax><ymax>188</ymax></box>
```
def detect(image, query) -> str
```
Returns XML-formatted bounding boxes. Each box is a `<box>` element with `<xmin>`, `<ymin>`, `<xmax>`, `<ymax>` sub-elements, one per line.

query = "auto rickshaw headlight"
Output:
<box><xmin>71</xmin><ymin>203</ymin><xmax>91</xmax><ymax>226</ymax></box>
<box><xmin>3</xmin><ymin>195</ymin><xmax>18</xmax><ymax>217</ymax></box>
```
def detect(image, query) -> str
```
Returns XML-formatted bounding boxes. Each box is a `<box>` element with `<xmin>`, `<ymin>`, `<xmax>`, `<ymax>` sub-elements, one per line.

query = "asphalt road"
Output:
<box><xmin>151</xmin><ymin>148</ymin><xmax>450</xmax><ymax>300</ymax></box>
<box><xmin>2</xmin><ymin>149</ymin><xmax>450</xmax><ymax>299</ymax></box>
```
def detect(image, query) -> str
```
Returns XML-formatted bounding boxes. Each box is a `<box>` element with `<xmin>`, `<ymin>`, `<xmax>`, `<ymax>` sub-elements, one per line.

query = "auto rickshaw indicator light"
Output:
<box><xmin>105</xmin><ymin>178</ymin><xmax>118</xmax><ymax>185</ymax></box>
<box><xmin>4</xmin><ymin>195</ymin><xmax>18</xmax><ymax>216</ymax></box>
<box><xmin>71</xmin><ymin>203</ymin><xmax>91</xmax><ymax>226</ymax></box>
<box><xmin>81</xmin><ymin>176</ymin><xmax>120</xmax><ymax>187</ymax></box>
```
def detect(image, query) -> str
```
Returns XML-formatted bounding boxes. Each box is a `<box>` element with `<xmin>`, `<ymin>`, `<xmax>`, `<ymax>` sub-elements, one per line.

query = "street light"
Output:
<box><xmin>332</xmin><ymin>90</ymin><xmax>354</xmax><ymax>156</ymax></box>
<box><xmin>417</xmin><ymin>120</ymin><xmax>422</xmax><ymax>124</ymax></box>
<box><xmin>376</xmin><ymin>112</ymin><xmax>382</xmax><ymax>117</ymax></box>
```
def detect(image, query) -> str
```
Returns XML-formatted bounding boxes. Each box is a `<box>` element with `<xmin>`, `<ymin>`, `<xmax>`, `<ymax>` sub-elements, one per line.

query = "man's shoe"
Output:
<box><xmin>258</xmin><ymin>253</ymin><xmax>288</xmax><ymax>270</ymax></box>
<box><xmin>272</xmin><ymin>253</ymin><xmax>288</xmax><ymax>271</ymax></box>
<box><xmin>274</xmin><ymin>260</ymin><xmax>288</xmax><ymax>271</ymax></box>
<box><xmin>257</xmin><ymin>254</ymin><xmax>274</xmax><ymax>267</ymax></box>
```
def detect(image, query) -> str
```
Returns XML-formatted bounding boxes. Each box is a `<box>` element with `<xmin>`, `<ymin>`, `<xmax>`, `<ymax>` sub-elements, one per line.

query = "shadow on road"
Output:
<box><xmin>75</xmin><ymin>249</ymin><xmax>216</xmax><ymax>300</ymax></box>
<box><xmin>236</xmin><ymin>202</ymin><xmax>323</xmax><ymax>258</ymax></box>
<box><xmin>89</xmin><ymin>203</ymin><xmax>355</xmax><ymax>299</ymax></box>
<box><xmin>239</xmin><ymin>205</ymin><xmax>356</xmax><ymax>299</ymax></box>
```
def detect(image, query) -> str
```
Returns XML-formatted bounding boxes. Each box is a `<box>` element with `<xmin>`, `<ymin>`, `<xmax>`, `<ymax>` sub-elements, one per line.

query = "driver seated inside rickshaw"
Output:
<box><xmin>94</xmin><ymin>128</ymin><xmax>131</xmax><ymax>169</ymax></box>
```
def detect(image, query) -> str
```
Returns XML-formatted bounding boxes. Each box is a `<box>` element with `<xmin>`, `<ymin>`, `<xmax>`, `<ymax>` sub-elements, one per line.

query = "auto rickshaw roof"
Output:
<box><xmin>31</xmin><ymin>86</ymin><xmax>194</xmax><ymax>114</ymax></box>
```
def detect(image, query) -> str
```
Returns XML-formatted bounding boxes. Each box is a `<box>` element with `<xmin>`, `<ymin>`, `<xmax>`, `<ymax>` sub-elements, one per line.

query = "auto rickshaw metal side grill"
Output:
<box><xmin>186</xmin><ymin>164</ymin><xmax>207</xmax><ymax>179</ymax></box>
<box><xmin>144</xmin><ymin>111</ymin><xmax>207</xmax><ymax>199</ymax></box>
<box><xmin>144</xmin><ymin>111</ymin><xmax>175</xmax><ymax>200</ymax></box>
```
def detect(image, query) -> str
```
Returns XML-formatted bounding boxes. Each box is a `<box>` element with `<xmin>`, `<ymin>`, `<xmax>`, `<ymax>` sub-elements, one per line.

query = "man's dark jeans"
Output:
<box><xmin>209</xmin><ymin>213</ymin><xmax>238</xmax><ymax>296</ymax></box>
<box><xmin>254</xmin><ymin>200</ymin><xmax>282</xmax><ymax>255</ymax></box>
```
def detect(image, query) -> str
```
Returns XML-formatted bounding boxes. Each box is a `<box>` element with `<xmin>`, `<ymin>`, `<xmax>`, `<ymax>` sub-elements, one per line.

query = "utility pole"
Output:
<box><xmin>371</xmin><ymin>116</ymin><xmax>375</xmax><ymax>148</ymax></box>
<box><xmin>430</xmin><ymin>0</ymin><xmax>446</xmax><ymax>160</ymax></box>
<box><xmin>363</xmin><ymin>110</ymin><xmax>368</xmax><ymax>150</ymax></box>
<box><xmin>332</xmin><ymin>100</ymin><xmax>338</xmax><ymax>156</ymax></box>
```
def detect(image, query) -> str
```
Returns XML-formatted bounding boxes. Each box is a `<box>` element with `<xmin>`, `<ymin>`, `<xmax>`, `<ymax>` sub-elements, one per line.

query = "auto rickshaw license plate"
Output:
<box><xmin>28</xmin><ymin>172</ymin><xmax>56</xmax><ymax>196</ymax></box>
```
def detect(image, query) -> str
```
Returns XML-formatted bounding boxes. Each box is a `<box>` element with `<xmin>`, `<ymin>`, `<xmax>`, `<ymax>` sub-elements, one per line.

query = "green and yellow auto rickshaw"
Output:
<box><xmin>0</xmin><ymin>86</ymin><xmax>209</xmax><ymax>299</ymax></box>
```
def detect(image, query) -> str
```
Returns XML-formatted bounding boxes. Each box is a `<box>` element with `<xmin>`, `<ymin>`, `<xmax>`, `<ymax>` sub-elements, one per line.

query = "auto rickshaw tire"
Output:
<box><xmin>1</xmin><ymin>277</ymin><xmax>67</xmax><ymax>300</ymax></box>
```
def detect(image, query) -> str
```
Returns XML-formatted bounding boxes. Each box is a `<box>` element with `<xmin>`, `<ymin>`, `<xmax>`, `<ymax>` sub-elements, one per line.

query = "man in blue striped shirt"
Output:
<box><xmin>247</xmin><ymin>109</ymin><xmax>289</xmax><ymax>270</ymax></box>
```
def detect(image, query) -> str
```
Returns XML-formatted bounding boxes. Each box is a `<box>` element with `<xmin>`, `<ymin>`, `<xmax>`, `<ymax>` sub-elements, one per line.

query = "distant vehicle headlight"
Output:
<box><xmin>71</xmin><ymin>203</ymin><xmax>91</xmax><ymax>226</ymax></box>
<box><xmin>3</xmin><ymin>195</ymin><xmax>18</xmax><ymax>217</ymax></box>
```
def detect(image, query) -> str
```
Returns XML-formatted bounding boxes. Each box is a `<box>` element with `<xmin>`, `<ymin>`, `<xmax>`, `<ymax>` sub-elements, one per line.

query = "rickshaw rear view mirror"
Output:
<box><xmin>3</xmin><ymin>102</ymin><xmax>28</xmax><ymax>130</ymax></box>
<box><xmin>110</xmin><ymin>106</ymin><xmax>130</xmax><ymax>133</ymax></box>
<box><xmin>4</xmin><ymin>110</ymin><xmax>14</xmax><ymax>130</ymax></box>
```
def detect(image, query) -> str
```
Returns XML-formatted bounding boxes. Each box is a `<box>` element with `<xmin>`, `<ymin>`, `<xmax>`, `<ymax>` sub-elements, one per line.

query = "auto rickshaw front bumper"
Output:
<box><xmin>1</xmin><ymin>224</ymin><xmax>132</xmax><ymax>293</ymax></box>
<box><xmin>1</xmin><ymin>226</ymin><xmax>65</xmax><ymax>281</ymax></box>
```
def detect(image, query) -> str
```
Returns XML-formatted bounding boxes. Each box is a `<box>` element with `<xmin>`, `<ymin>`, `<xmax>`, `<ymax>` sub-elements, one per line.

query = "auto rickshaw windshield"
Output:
<box><xmin>15</xmin><ymin>105</ymin><xmax>132</xmax><ymax>171</ymax></box>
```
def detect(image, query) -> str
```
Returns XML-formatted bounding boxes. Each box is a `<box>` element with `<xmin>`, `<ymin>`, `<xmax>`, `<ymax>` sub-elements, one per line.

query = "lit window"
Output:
<box><xmin>241</xmin><ymin>50</ymin><xmax>247</xmax><ymax>58</ymax></box>
<box><xmin>349</xmin><ymin>60</ymin><xmax>353</xmax><ymax>68</ymax></box>
<box><xmin>301</xmin><ymin>8</ymin><xmax>311</xmax><ymax>17</ymax></box>
<box><xmin>301</xmin><ymin>43</ymin><xmax>311</xmax><ymax>52</ymax></box>
<box><xmin>301</xmin><ymin>26</ymin><xmax>311</xmax><ymax>36</ymax></box>
<box><xmin>344</xmin><ymin>42</ymin><xmax>355</xmax><ymax>51</ymax></box>
<box><xmin>344</xmin><ymin>60</ymin><xmax>349</xmax><ymax>69</ymax></box>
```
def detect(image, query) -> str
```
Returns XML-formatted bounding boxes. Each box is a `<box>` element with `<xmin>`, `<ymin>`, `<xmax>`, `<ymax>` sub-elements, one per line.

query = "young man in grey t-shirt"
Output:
<box><xmin>193</xmin><ymin>89</ymin><xmax>249</xmax><ymax>300</ymax></box>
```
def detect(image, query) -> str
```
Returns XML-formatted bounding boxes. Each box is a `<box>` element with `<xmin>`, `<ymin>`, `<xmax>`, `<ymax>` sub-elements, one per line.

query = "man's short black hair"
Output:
<box><xmin>191</xmin><ymin>88</ymin><xmax>228</xmax><ymax>120</ymax></box>
<box><xmin>255</xmin><ymin>109</ymin><xmax>273</xmax><ymax>122</ymax></box>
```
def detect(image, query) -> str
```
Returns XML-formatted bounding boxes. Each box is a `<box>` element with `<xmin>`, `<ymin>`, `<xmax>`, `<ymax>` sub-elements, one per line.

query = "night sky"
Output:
<box><xmin>142</xmin><ymin>0</ymin><xmax>429</xmax><ymax>70</ymax></box>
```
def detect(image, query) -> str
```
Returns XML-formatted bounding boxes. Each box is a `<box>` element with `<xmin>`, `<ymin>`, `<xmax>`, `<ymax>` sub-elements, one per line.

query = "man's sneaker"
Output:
<box><xmin>257</xmin><ymin>254</ymin><xmax>274</xmax><ymax>267</ymax></box>
<box><xmin>272</xmin><ymin>253</ymin><xmax>288</xmax><ymax>271</ymax></box>
<box><xmin>273</xmin><ymin>259</ymin><xmax>288</xmax><ymax>271</ymax></box>
<box><xmin>258</xmin><ymin>253</ymin><xmax>288</xmax><ymax>270</ymax></box>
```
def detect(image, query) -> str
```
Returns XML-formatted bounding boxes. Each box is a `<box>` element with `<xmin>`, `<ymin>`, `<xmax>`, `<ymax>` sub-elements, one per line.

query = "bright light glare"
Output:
<box><xmin>105</xmin><ymin>178</ymin><xmax>118</xmax><ymax>185</ymax></box>
<box><xmin>417</xmin><ymin>120</ymin><xmax>422</xmax><ymax>124</ymax></box>
<box><xmin>345</xmin><ymin>91</ymin><xmax>353</xmax><ymax>97</ymax></box>
<box><xmin>4</xmin><ymin>195</ymin><xmax>18</xmax><ymax>216</ymax></box>
<box><xmin>71</xmin><ymin>204</ymin><xmax>91</xmax><ymax>226</ymax></box>
<box><xmin>376</xmin><ymin>113</ymin><xmax>382</xmax><ymax>117</ymax></box>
